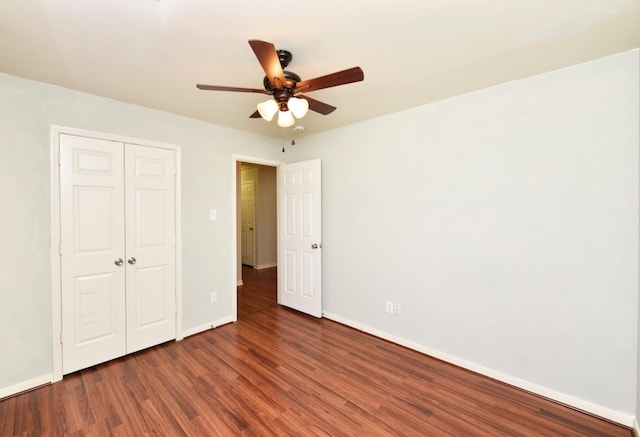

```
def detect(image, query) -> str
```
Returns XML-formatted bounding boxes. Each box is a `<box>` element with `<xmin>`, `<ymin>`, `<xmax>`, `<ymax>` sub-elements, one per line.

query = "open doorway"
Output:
<box><xmin>236</xmin><ymin>159</ymin><xmax>279</xmax><ymax>320</ymax></box>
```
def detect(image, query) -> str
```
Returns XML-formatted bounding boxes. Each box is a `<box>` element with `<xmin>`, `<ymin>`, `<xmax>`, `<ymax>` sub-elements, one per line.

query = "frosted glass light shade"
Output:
<box><xmin>277</xmin><ymin>110</ymin><xmax>295</xmax><ymax>127</ymax></box>
<box><xmin>288</xmin><ymin>97</ymin><xmax>309</xmax><ymax>119</ymax></box>
<box><xmin>257</xmin><ymin>99</ymin><xmax>278</xmax><ymax>121</ymax></box>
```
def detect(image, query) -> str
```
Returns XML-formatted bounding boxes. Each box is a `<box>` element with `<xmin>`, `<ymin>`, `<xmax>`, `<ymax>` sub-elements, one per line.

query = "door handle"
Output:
<box><xmin>311</xmin><ymin>244</ymin><xmax>322</xmax><ymax>249</ymax></box>
<box><xmin>128</xmin><ymin>257</ymin><xmax>137</xmax><ymax>265</ymax></box>
<box><xmin>115</xmin><ymin>258</ymin><xmax>124</xmax><ymax>266</ymax></box>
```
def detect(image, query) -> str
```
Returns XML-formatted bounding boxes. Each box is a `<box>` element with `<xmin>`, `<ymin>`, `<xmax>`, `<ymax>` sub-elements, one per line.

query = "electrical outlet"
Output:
<box><xmin>385</xmin><ymin>300</ymin><xmax>394</xmax><ymax>314</ymax></box>
<box><xmin>394</xmin><ymin>303</ymin><xmax>401</xmax><ymax>316</ymax></box>
<box><xmin>210</xmin><ymin>292</ymin><xmax>217</xmax><ymax>303</ymax></box>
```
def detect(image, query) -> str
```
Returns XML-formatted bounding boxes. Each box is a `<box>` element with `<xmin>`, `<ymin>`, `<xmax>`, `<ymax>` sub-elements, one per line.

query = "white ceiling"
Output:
<box><xmin>1</xmin><ymin>1</ymin><xmax>638</xmax><ymax>139</ymax></box>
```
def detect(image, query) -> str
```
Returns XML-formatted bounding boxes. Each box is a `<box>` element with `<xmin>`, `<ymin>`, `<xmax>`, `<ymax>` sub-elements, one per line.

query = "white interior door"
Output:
<box><xmin>278</xmin><ymin>159</ymin><xmax>322</xmax><ymax>317</ymax></box>
<box><xmin>60</xmin><ymin>134</ymin><xmax>127</xmax><ymax>374</ymax></box>
<box><xmin>60</xmin><ymin>135</ymin><xmax>177</xmax><ymax>374</ymax></box>
<box><xmin>241</xmin><ymin>180</ymin><xmax>256</xmax><ymax>266</ymax></box>
<box><xmin>125</xmin><ymin>144</ymin><xmax>176</xmax><ymax>353</ymax></box>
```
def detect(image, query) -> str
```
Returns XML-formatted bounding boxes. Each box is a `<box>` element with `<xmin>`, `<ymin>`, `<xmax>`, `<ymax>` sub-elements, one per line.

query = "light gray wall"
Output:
<box><xmin>283</xmin><ymin>50</ymin><xmax>640</xmax><ymax>415</ymax></box>
<box><xmin>0</xmin><ymin>72</ymin><xmax>280</xmax><ymax>391</ymax></box>
<box><xmin>256</xmin><ymin>164</ymin><xmax>277</xmax><ymax>268</ymax></box>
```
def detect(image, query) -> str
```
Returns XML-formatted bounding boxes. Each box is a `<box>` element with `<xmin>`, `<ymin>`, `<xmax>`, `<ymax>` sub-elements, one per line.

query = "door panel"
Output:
<box><xmin>74</xmin><ymin>273</ymin><xmax>118</xmax><ymax>344</ymax></box>
<box><xmin>301</xmin><ymin>252</ymin><xmax>314</xmax><ymax>298</ymax></box>
<box><xmin>125</xmin><ymin>144</ymin><xmax>176</xmax><ymax>354</ymax></box>
<box><xmin>60</xmin><ymin>134</ymin><xmax>126</xmax><ymax>374</ymax></box>
<box><xmin>134</xmin><ymin>265</ymin><xmax>168</xmax><ymax>327</ymax></box>
<box><xmin>278</xmin><ymin>159</ymin><xmax>322</xmax><ymax>317</ymax></box>
<box><xmin>136</xmin><ymin>190</ymin><xmax>167</xmax><ymax>247</ymax></box>
<box><xmin>284</xmin><ymin>249</ymin><xmax>296</xmax><ymax>294</ymax></box>
<box><xmin>301</xmin><ymin>192</ymin><xmax>314</xmax><ymax>237</ymax></box>
<box><xmin>74</xmin><ymin>188</ymin><xmax>114</xmax><ymax>253</ymax></box>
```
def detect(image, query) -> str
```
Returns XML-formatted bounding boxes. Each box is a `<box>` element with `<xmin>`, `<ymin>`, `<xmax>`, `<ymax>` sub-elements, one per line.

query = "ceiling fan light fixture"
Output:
<box><xmin>288</xmin><ymin>97</ymin><xmax>309</xmax><ymax>119</ymax></box>
<box><xmin>257</xmin><ymin>99</ymin><xmax>279</xmax><ymax>121</ymax></box>
<box><xmin>277</xmin><ymin>110</ymin><xmax>295</xmax><ymax>127</ymax></box>
<box><xmin>197</xmin><ymin>40</ymin><xmax>364</xmax><ymax>125</ymax></box>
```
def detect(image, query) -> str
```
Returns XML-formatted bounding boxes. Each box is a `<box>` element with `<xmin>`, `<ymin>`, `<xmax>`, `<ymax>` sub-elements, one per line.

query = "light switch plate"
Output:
<box><xmin>209</xmin><ymin>209</ymin><xmax>217</xmax><ymax>220</ymax></box>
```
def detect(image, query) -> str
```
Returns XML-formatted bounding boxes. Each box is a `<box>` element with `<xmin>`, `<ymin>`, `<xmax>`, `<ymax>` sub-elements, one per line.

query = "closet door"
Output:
<box><xmin>60</xmin><ymin>135</ymin><xmax>177</xmax><ymax>374</ymax></box>
<box><xmin>60</xmin><ymin>134</ymin><xmax>127</xmax><ymax>374</ymax></box>
<box><xmin>125</xmin><ymin>144</ymin><xmax>176</xmax><ymax>353</ymax></box>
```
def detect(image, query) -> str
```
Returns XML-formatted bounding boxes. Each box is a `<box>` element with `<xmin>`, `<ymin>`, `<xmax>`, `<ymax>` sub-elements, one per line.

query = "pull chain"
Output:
<box><xmin>282</xmin><ymin>127</ymin><xmax>285</xmax><ymax>153</ymax></box>
<box><xmin>281</xmin><ymin>128</ymin><xmax>297</xmax><ymax>153</ymax></box>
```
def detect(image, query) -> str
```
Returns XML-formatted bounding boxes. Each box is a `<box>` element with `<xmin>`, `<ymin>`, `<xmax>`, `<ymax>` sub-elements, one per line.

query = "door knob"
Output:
<box><xmin>311</xmin><ymin>243</ymin><xmax>320</xmax><ymax>249</ymax></box>
<box><xmin>114</xmin><ymin>258</ymin><xmax>124</xmax><ymax>266</ymax></box>
<box><xmin>128</xmin><ymin>257</ymin><xmax>136</xmax><ymax>265</ymax></box>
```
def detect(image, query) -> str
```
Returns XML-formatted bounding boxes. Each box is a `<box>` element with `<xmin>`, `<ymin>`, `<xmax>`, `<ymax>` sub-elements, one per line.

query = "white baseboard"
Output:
<box><xmin>0</xmin><ymin>374</ymin><xmax>52</xmax><ymax>400</ymax></box>
<box><xmin>181</xmin><ymin>316</ymin><xmax>235</xmax><ymax>338</ymax></box>
<box><xmin>255</xmin><ymin>262</ymin><xmax>277</xmax><ymax>270</ymax></box>
<box><xmin>237</xmin><ymin>280</ymin><xmax>243</xmax><ymax>286</ymax></box>
<box><xmin>322</xmin><ymin>311</ymin><xmax>635</xmax><ymax>428</ymax></box>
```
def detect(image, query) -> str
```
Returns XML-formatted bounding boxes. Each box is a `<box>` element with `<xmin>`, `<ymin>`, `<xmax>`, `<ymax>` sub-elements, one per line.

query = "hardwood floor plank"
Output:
<box><xmin>0</xmin><ymin>265</ymin><xmax>632</xmax><ymax>436</ymax></box>
<box><xmin>0</xmin><ymin>397</ymin><xmax>15</xmax><ymax>436</ymax></box>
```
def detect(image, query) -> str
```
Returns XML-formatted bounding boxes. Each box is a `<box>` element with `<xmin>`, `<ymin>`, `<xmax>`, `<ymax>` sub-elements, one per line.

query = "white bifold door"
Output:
<box><xmin>60</xmin><ymin>134</ymin><xmax>176</xmax><ymax>374</ymax></box>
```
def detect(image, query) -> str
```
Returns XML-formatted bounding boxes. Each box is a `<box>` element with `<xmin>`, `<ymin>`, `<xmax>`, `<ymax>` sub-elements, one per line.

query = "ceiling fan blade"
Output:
<box><xmin>294</xmin><ymin>67</ymin><xmax>364</xmax><ymax>93</ymax></box>
<box><xmin>196</xmin><ymin>84</ymin><xmax>268</xmax><ymax>94</ymax></box>
<box><xmin>249</xmin><ymin>110</ymin><xmax>261</xmax><ymax>119</ymax></box>
<box><xmin>248</xmin><ymin>39</ymin><xmax>286</xmax><ymax>90</ymax></box>
<box><xmin>298</xmin><ymin>95</ymin><xmax>336</xmax><ymax>115</ymax></box>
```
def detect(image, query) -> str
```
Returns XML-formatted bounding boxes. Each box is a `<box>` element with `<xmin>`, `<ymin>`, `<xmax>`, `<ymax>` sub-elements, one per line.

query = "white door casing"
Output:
<box><xmin>60</xmin><ymin>134</ymin><xmax>127</xmax><ymax>374</ymax></box>
<box><xmin>277</xmin><ymin>159</ymin><xmax>322</xmax><ymax>318</ymax></box>
<box><xmin>125</xmin><ymin>144</ymin><xmax>176</xmax><ymax>353</ymax></box>
<box><xmin>58</xmin><ymin>133</ymin><xmax>177</xmax><ymax>375</ymax></box>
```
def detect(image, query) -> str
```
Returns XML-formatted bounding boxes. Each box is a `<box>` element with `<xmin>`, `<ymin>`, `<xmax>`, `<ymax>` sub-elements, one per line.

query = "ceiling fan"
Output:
<box><xmin>196</xmin><ymin>39</ymin><xmax>364</xmax><ymax>127</ymax></box>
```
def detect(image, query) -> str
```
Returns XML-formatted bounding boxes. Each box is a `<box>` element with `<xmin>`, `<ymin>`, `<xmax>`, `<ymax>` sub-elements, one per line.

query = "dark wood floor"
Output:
<box><xmin>237</xmin><ymin>264</ymin><xmax>278</xmax><ymax>320</ymax></box>
<box><xmin>0</xmin><ymin>266</ymin><xmax>632</xmax><ymax>436</ymax></box>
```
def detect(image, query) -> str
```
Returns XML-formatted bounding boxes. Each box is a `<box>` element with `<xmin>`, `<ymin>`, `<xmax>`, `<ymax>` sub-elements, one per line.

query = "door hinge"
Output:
<box><xmin>60</xmin><ymin>331</ymin><xmax>64</xmax><ymax>344</ymax></box>
<box><xmin>58</xmin><ymin>243</ymin><xmax>62</xmax><ymax>256</ymax></box>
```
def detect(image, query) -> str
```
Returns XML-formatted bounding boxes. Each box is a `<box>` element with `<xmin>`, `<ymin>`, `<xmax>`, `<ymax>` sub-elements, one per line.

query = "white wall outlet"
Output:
<box><xmin>209</xmin><ymin>209</ymin><xmax>217</xmax><ymax>221</ymax></box>
<box><xmin>394</xmin><ymin>303</ymin><xmax>401</xmax><ymax>316</ymax></box>
<box><xmin>210</xmin><ymin>292</ymin><xmax>217</xmax><ymax>303</ymax></box>
<box><xmin>385</xmin><ymin>300</ymin><xmax>394</xmax><ymax>314</ymax></box>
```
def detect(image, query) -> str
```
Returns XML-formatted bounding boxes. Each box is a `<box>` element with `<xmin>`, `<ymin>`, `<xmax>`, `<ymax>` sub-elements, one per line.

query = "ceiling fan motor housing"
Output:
<box><xmin>263</xmin><ymin>70</ymin><xmax>301</xmax><ymax>94</ymax></box>
<box><xmin>264</xmin><ymin>62</ymin><xmax>301</xmax><ymax>112</ymax></box>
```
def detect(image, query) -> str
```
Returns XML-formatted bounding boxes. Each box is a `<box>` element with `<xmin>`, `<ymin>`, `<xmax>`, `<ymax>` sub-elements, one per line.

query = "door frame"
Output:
<box><xmin>50</xmin><ymin>125</ymin><xmax>183</xmax><ymax>382</ymax></box>
<box><xmin>232</xmin><ymin>155</ymin><xmax>282</xmax><ymax>320</ymax></box>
